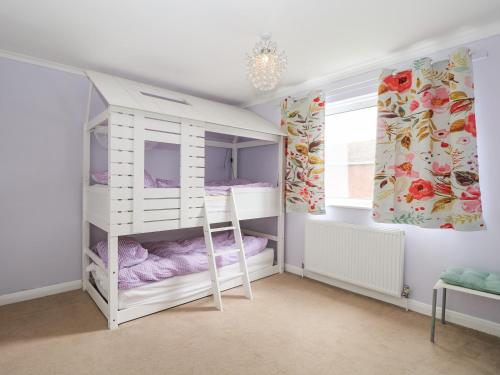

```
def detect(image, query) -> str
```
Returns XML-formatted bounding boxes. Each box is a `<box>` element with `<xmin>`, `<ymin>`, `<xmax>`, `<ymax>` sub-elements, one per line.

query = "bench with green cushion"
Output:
<box><xmin>440</xmin><ymin>267</ymin><xmax>500</xmax><ymax>295</ymax></box>
<box><xmin>431</xmin><ymin>267</ymin><xmax>500</xmax><ymax>343</ymax></box>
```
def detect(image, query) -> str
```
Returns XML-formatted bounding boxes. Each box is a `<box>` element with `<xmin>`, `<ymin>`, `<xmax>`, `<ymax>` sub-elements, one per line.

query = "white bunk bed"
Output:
<box><xmin>82</xmin><ymin>71</ymin><xmax>286</xmax><ymax>328</ymax></box>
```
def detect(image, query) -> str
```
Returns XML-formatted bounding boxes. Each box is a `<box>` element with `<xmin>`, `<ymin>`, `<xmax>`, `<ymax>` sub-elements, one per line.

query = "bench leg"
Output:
<box><xmin>441</xmin><ymin>288</ymin><xmax>447</xmax><ymax>324</ymax></box>
<box><xmin>430</xmin><ymin>289</ymin><xmax>437</xmax><ymax>343</ymax></box>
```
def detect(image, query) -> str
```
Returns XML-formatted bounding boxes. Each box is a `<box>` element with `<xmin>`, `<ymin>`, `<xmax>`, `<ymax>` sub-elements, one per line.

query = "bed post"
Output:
<box><xmin>232</xmin><ymin>137</ymin><xmax>238</xmax><ymax>179</ymax></box>
<box><xmin>277</xmin><ymin>136</ymin><xmax>285</xmax><ymax>273</ymax></box>
<box><xmin>107</xmin><ymin>236</ymin><xmax>119</xmax><ymax>329</ymax></box>
<box><xmin>82</xmin><ymin>82</ymin><xmax>92</xmax><ymax>291</ymax></box>
<box><xmin>105</xmin><ymin>103</ymin><xmax>119</xmax><ymax>329</ymax></box>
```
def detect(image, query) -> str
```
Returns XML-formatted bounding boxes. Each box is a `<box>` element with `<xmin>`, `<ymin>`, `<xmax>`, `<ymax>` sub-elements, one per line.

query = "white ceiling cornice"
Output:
<box><xmin>0</xmin><ymin>48</ymin><xmax>84</xmax><ymax>76</ymax></box>
<box><xmin>241</xmin><ymin>20</ymin><xmax>500</xmax><ymax>108</ymax></box>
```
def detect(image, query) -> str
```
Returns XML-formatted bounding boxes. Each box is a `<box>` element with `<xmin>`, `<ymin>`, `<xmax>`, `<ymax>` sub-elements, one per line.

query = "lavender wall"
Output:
<box><xmin>238</xmin><ymin>144</ymin><xmax>279</xmax><ymax>186</ymax></box>
<box><xmin>0</xmin><ymin>58</ymin><xmax>89</xmax><ymax>295</ymax></box>
<box><xmin>249</xmin><ymin>35</ymin><xmax>500</xmax><ymax>324</ymax></box>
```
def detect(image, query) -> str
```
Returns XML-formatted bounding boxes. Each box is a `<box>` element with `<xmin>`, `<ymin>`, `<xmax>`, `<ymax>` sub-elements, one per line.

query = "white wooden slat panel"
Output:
<box><xmin>110</xmin><ymin>187</ymin><xmax>133</xmax><ymax>200</ymax></box>
<box><xmin>110</xmin><ymin>224</ymin><xmax>133</xmax><ymax>236</ymax></box>
<box><xmin>111</xmin><ymin>212</ymin><xmax>133</xmax><ymax>224</ymax></box>
<box><xmin>188</xmin><ymin>156</ymin><xmax>205</xmax><ymax>167</ymax></box>
<box><xmin>206</xmin><ymin>211</ymin><xmax>231</xmax><ymax>224</ymax></box>
<box><xmin>110</xmin><ymin>150</ymin><xmax>134</xmax><ymax>163</ymax></box>
<box><xmin>188</xmin><ymin>135</ymin><xmax>204</xmax><ymax>147</ymax></box>
<box><xmin>234</xmin><ymin>188</ymin><xmax>281</xmax><ymax>220</ymax></box>
<box><xmin>110</xmin><ymin>163</ymin><xmax>133</xmax><ymax>175</ymax></box>
<box><xmin>110</xmin><ymin>199</ymin><xmax>133</xmax><ymax>212</ymax></box>
<box><xmin>110</xmin><ymin>175</ymin><xmax>134</xmax><ymax>187</ymax></box>
<box><xmin>187</xmin><ymin>177</ymin><xmax>204</xmax><ymax>188</ymax></box>
<box><xmin>87</xmin><ymin>212</ymin><xmax>108</xmax><ymax>231</ymax></box>
<box><xmin>184</xmin><ymin>218</ymin><xmax>204</xmax><ymax>228</ymax></box>
<box><xmin>144</xmin><ymin>130</ymin><xmax>181</xmax><ymax>144</ymax></box>
<box><xmin>144</xmin><ymin>117</ymin><xmax>181</xmax><ymax>133</ymax></box>
<box><xmin>189</xmin><ymin>126</ymin><xmax>205</xmax><ymax>137</ymax></box>
<box><xmin>180</xmin><ymin>121</ymin><xmax>205</xmax><ymax>228</ymax></box>
<box><xmin>144</xmin><ymin>188</ymin><xmax>180</xmax><ymax>199</ymax></box>
<box><xmin>111</xmin><ymin>125</ymin><xmax>134</xmax><ymax>138</ymax></box>
<box><xmin>111</xmin><ymin>188</ymin><xmax>180</xmax><ymax>201</ymax></box>
<box><xmin>113</xmin><ymin>219</ymin><xmax>181</xmax><ymax>234</ymax></box>
<box><xmin>110</xmin><ymin>112</ymin><xmax>133</xmax><ymax>127</ymax></box>
<box><xmin>188</xmin><ymin>146</ymin><xmax>204</xmax><ymax>157</ymax></box>
<box><xmin>187</xmin><ymin>188</ymin><xmax>205</xmax><ymax>197</ymax></box>
<box><xmin>188</xmin><ymin>167</ymin><xmax>204</xmax><ymax>177</ymax></box>
<box><xmin>144</xmin><ymin>209</ymin><xmax>180</xmax><ymax>221</ymax></box>
<box><xmin>133</xmin><ymin>112</ymin><xmax>145</xmax><ymax>233</ymax></box>
<box><xmin>143</xmin><ymin>199</ymin><xmax>180</xmax><ymax>210</ymax></box>
<box><xmin>87</xmin><ymin>187</ymin><xmax>108</xmax><ymax>225</ymax></box>
<box><xmin>188</xmin><ymin>198</ymin><xmax>204</xmax><ymax>208</ymax></box>
<box><xmin>111</xmin><ymin>209</ymin><xmax>180</xmax><ymax>223</ymax></box>
<box><xmin>110</xmin><ymin>137</ymin><xmax>134</xmax><ymax>151</ymax></box>
<box><xmin>188</xmin><ymin>207</ymin><xmax>204</xmax><ymax>218</ymax></box>
<box><xmin>143</xmin><ymin>220</ymin><xmax>180</xmax><ymax>232</ymax></box>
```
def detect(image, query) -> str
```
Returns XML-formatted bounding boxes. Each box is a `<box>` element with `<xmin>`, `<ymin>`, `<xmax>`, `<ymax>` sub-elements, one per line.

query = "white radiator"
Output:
<box><xmin>304</xmin><ymin>221</ymin><xmax>405</xmax><ymax>298</ymax></box>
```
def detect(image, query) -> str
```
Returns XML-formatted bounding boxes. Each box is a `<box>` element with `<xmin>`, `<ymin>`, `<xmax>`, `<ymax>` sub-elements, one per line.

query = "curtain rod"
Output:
<box><xmin>324</xmin><ymin>49</ymin><xmax>488</xmax><ymax>98</ymax></box>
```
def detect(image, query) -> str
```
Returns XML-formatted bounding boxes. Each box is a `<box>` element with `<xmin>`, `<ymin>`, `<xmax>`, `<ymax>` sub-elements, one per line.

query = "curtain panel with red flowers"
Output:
<box><xmin>281</xmin><ymin>91</ymin><xmax>325</xmax><ymax>214</ymax></box>
<box><xmin>373</xmin><ymin>48</ymin><xmax>485</xmax><ymax>230</ymax></box>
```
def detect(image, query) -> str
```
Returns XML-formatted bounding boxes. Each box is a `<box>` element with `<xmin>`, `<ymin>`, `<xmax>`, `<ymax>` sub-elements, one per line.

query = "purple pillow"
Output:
<box><xmin>91</xmin><ymin>170</ymin><xmax>157</xmax><ymax>188</ymax></box>
<box><xmin>144</xmin><ymin>170</ymin><xmax>157</xmax><ymax>188</ymax></box>
<box><xmin>156</xmin><ymin>178</ymin><xmax>180</xmax><ymax>188</ymax></box>
<box><xmin>95</xmin><ymin>237</ymin><xmax>148</xmax><ymax>269</ymax></box>
<box><xmin>91</xmin><ymin>170</ymin><xmax>108</xmax><ymax>185</ymax></box>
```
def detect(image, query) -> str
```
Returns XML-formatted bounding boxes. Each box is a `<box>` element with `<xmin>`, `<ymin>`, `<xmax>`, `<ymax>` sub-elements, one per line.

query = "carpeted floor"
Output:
<box><xmin>1</xmin><ymin>273</ymin><xmax>499</xmax><ymax>375</ymax></box>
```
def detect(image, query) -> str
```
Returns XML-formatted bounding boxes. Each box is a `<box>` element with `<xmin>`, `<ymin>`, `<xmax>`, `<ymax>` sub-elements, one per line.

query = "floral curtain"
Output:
<box><xmin>373</xmin><ymin>48</ymin><xmax>485</xmax><ymax>230</ymax></box>
<box><xmin>281</xmin><ymin>91</ymin><xmax>325</xmax><ymax>214</ymax></box>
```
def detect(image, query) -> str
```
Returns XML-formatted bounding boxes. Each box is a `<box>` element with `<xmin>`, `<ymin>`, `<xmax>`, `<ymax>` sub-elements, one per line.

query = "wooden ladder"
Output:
<box><xmin>202</xmin><ymin>188</ymin><xmax>253</xmax><ymax>311</ymax></box>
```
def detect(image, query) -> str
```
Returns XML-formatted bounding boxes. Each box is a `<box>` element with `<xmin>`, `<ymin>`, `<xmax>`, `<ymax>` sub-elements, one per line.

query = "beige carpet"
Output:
<box><xmin>1</xmin><ymin>273</ymin><xmax>499</xmax><ymax>375</ymax></box>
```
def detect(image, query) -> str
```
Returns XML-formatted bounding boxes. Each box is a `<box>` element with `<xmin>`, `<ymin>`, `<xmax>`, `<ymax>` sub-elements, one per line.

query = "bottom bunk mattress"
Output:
<box><xmin>91</xmin><ymin>248</ymin><xmax>274</xmax><ymax>310</ymax></box>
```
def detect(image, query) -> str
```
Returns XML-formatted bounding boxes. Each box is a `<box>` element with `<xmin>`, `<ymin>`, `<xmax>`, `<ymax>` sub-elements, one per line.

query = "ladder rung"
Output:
<box><xmin>214</xmin><ymin>248</ymin><xmax>241</xmax><ymax>257</ymax></box>
<box><xmin>218</xmin><ymin>272</ymin><xmax>244</xmax><ymax>283</ymax></box>
<box><xmin>210</xmin><ymin>226</ymin><xmax>235</xmax><ymax>233</ymax></box>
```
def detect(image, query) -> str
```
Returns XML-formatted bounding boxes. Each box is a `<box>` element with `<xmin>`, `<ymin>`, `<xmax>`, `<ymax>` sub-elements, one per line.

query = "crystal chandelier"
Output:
<box><xmin>247</xmin><ymin>33</ymin><xmax>287</xmax><ymax>91</ymax></box>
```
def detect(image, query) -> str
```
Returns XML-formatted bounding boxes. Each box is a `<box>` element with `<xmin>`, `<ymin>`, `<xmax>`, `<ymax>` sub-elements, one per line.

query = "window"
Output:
<box><xmin>325</xmin><ymin>95</ymin><xmax>377</xmax><ymax>209</ymax></box>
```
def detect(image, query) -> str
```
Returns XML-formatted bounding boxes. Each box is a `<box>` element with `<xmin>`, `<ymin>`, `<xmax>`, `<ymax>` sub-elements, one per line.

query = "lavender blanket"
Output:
<box><xmin>91</xmin><ymin>171</ymin><xmax>273</xmax><ymax>195</ymax></box>
<box><xmin>94</xmin><ymin>232</ymin><xmax>268</xmax><ymax>289</ymax></box>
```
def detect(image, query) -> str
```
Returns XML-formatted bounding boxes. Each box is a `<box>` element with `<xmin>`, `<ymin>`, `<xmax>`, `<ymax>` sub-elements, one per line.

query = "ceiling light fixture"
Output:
<box><xmin>247</xmin><ymin>33</ymin><xmax>287</xmax><ymax>91</ymax></box>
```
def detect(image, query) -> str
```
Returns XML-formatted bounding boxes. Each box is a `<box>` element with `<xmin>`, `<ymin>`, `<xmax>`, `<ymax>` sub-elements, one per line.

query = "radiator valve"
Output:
<box><xmin>401</xmin><ymin>284</ymin><xmax>411</xmax><ymax>298</ymax></box>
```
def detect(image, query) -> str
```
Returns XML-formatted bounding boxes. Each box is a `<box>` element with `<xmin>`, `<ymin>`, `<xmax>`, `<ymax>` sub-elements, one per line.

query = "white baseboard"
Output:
<box><xmin>284</xmin><ymin>263</ymin><xmax>303</xmax><ymax>276</ymax></box>
<box><xmin>0</xmin><ymin>280</ymin><xmax>82</xmax><ymax>306</ymax></box>
<box><xmin>304</xmin><ymin>269</ymin><xmax>408</xmax><ymax>309</ymax></box>
<box><xmin>407</xmin><ymin>298</ymin><xmax>500</xmax><ymax>338</ymax></box>
<box><xmin>287</xmin><ymin>267</ymin><xmax>500</xmax><ymax>338</ymax></box>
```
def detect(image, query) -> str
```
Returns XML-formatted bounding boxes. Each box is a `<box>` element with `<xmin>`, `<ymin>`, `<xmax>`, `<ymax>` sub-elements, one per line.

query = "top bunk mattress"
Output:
<box><xmin>91</xmin><ymin>170</ymin><xmax>273</xmax><ymax>196</ymax></box>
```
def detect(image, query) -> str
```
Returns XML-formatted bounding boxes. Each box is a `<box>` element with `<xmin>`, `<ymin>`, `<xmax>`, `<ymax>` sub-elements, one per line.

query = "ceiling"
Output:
<box><xmin>1</xmin><ymin>1</ymin><xmax>500</xmax><ymax>106</ymax></box>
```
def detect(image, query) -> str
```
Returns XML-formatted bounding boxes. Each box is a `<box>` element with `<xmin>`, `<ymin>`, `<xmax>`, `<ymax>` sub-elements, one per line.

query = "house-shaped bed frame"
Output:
<box><xmin>82</xmin><ymin>71</ymin><xmax>286</xmax><ymax>328</ymax></box>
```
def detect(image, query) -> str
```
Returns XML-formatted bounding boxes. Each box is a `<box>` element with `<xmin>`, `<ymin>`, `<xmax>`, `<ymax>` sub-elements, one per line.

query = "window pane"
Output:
<box><xmin>325</xmin><ymin>106</ymin><xmax>377</xmax><ymax>201</ymax></box>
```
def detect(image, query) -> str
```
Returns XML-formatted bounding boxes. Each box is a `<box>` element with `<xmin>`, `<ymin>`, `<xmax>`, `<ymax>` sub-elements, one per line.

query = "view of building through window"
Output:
<box><xmin>325</xmin><ymin>106</ymin><xmax>377</xmax><ymax>205</ymax></box>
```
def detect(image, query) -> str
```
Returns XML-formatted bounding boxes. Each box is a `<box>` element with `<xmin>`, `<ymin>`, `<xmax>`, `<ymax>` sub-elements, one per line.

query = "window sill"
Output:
<box><xmin>326</xmin><ymin>198</ymin><xmax>372</xmax><ymax>210</ymax></box>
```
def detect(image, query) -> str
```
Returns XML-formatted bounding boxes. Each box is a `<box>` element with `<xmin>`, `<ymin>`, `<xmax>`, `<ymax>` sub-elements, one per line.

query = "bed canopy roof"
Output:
<box><xmin>87</xmin><ymin>71</ymin><xmax>285</xmax><ymax>137</ymax></box>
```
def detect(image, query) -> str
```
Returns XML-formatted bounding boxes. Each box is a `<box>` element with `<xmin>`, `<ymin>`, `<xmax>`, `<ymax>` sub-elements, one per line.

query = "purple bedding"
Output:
<box><xmin>91</xmin><ymin>171</ymin><xmax>273</xmax><ymax>195</ymax></box>
<box><xmin>94</xmin><ymin>232</ymin><xmax>268</xmax><ymax>289</ymax></box>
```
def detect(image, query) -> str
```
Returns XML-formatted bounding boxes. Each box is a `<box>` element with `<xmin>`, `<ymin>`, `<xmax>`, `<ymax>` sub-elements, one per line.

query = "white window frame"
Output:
<box><xmin>325</xmin><ymin>93</ymin><xmax>377</xmax><ymax>210</ymax></box>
